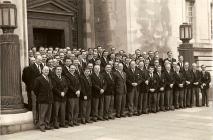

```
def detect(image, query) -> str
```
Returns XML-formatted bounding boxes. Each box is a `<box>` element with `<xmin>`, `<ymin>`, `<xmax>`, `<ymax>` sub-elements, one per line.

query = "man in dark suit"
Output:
<box><xmin>183</xmin><ymin>62</ymin><xmax>194</xmax><ymax>108</ymax></box>
<box><xmin>200</xmin><ymin>65</ymin><xmax>211</xmax><ymax>107</ymax></box>
<box><xmin>126</xmin><ymin>60</ymin><xmax>142</xmax><ymax>116</ymax></box>
<box><xmin>73</xmin><ymin>59</ymin><xmax>83</xmax><ymax>78</ymax></box>
<box><xmin>62</xmin><ymin>57</ymin><xmax>72</xmax><ymax>76</ymax></box>
<box><xmin>101</xmin><ymin>50</ymin><xmax>109</xmax><ymax>69</ymax></box>
<box><xmin>177</xmin><ymin>55</ymin><xmax>184</xmax><ymax>73</ymax></box>
<box><xmin>137</xmin><ymin>61</ymin><xmax>148</xmax><ymax>114</ymax></box>
<box><xmin>102</xmin><ymin>64</ymin><xmax>115</xmax><ymax>120</ymax></box>
<box><xmin>64</xmin><ymin>65</ymin><xmax>81</xmax><ymax>127</ymax></box>
<box><xmin>33</xmin><ymin>66</ymin><xmax>53</xmax><ymax>132</ymax></box>
<box><xmin>173</xmin><ymin>65</ymin><xmax>185</xmax><ymax>109</ymax></box>
<box><xmin>191</xmin><ymin>63</ymin><xmax>201</xmax><ymax>107</ymax></box>
<box><xmin>80</xmin><ymin>68</ymin><xmax>93</xmax><ymax>124</ymax></box>
<box><xmin>146</xmin><ymin>66</ymin><xmax>158</xmax><ymax>113</ymax></box>
<box><xmin>164</xmin><ymin>63</ymin><xmax>175</xmax><ymax>110</ymax></box>
<box><xmin>29</xmin><ymin>55</ymin><xmax>43</xmax><ymax>124</ymax></box>
<box><xmin>91</xmin><ymin>65</ymin><xmax>106</xmax><ymax>121</ymax></box>
<box><xmin>155</xmin><ymin>65</ymin><xmax>166</xmax><ymax>111</ymax></box>
<box><xmin>164</xmin><ymin>51</ymin><xmax>176</xmax><ymax>65</ymax></box>
<box><xmin>52</xmin><ymin>65</ymin><xmax>68</xmax><ymax>129</ymax></box>
<box><xmin>113</xmin><ymin>63</ymin><xmax>127</xmax><ymax>118</ymax></box>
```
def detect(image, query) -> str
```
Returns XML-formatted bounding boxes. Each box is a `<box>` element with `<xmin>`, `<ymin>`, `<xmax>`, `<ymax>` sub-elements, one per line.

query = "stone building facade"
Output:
<box><xmin>0</xmin><ymin>0</ymin><xmax>212</xmax><ymax>101</ymax></box>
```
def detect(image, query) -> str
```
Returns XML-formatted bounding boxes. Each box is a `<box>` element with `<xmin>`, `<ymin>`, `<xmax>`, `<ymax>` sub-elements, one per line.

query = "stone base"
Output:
<box><xmin>0</xmin><ymin>111</ymin><xmax>34</xmax><ymax>135</ymax></box>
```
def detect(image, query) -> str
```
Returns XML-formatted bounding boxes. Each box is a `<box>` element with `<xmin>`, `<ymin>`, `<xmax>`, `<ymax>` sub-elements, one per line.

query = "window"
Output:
<box><xmin>186</xmin><ymin>1</ymin><xmax>194</xmax><ymax>24</ymax></box>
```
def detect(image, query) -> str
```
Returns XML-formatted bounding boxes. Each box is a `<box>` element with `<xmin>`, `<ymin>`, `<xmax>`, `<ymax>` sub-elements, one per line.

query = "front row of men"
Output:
<box><xmin>33</xmin><ymin>61</ymin><xmax>211</xmax><ymax>132</ymax></box>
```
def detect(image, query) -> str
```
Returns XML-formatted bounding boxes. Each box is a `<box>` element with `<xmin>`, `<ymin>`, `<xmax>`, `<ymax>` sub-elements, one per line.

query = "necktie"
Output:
<box><xmin>38</xmin><ymin>65</ymin><xmax>41</xmax><ymax>73</ymax></box>
<box><xmin>109</xmin><ymin>73</ymin><xmax>112</xmax><ymax>80</ymax></box>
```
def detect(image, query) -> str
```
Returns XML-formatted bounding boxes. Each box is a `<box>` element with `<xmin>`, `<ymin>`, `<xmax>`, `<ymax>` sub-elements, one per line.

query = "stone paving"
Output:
<box><xmin>1</xmin><ymin>103</ymin><xmax>213</xmax><ymax>140</ymax></box>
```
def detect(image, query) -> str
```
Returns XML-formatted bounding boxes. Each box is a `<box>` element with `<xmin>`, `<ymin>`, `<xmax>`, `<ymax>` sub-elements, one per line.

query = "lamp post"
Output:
<box><xmin>178</xmin><ymin>22</ymin><xmax>194</xmax><ymax>65</ymax></box>
<box><xmin>0</xmin><ymin>1</ymin><xmax>26</xmax><ymax>114</ymax></box>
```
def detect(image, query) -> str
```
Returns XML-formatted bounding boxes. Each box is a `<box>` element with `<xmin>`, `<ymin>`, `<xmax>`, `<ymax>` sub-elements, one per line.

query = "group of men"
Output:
<box><xmin>22</xmin><ymin>46</ymin><xmax>211</xmax><ymax>132</ymax></box>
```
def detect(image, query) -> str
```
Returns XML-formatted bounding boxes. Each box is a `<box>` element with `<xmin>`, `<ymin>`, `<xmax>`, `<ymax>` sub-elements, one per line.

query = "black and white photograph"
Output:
<box><xmin>0</xmin><ymin>0</ymin><xmax>213</xmax><ymax>139</ymax></box>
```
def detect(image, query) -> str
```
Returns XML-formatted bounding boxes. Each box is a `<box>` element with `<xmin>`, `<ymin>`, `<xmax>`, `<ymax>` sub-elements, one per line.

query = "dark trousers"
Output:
<box><xmin>165</xmin><ymin>89</ymin><xmax>174</xmax><ymax>109</ymax></box>
<box><xmin>174</xmin><ymin>88</ymin><xmax>184</xmax><ymax>108</ymax></box>
<box><xmin>53</xmin><ymin>101</ymin><xmax>66</xmax><ymax>127</ymax></box>
<box><xmin>27</xmin><ymin>90</ymin><xmax>32</xmax><ymax>111</ymax></box>
<box><xmin>157</xmin><ymin>91</ymin><xmax>165</xmax><ymax>110</ymax></box>
<box><xmin>92</xmin><ymin>96</ymin><xmax>104</xmax><ymax>120</ymax></box>
<box><xmin>192</xmin><ymin>87</ymin><xmax>200</xmax><ymax>106</ymax></box>
<box><xmin>201</xmin><ymin>88</ymin><xmax>209</xmax><ymax>106</ymax></box>
<box><xmin>32</xmin><ymin>91</ymin><xmax>38</xmax><ymax>125</ymax></box>
<box><xmin>38</xmin><ymin>103</ymin><xmax>52</xmax><ymax>130</ymax></box>
<box><xmin>81</xmin><ymin>99</ymin><xmax>91</xmax><ymax>121</ymax></box>
<box><xmin>115</xmin><ymin>94</ymin><xmax>126</xmax><ymax>116</ymax></box>
<box><xmin>128</xmin><ymin>87</ymin><xmax>139</xmax><ymax>114</ymax></box>
<box><xmin>185</xmin><ymin>87</ymin><xmax>192</xmax><ymax>107</ymax></box>
<box><xmin>67</xmin><ymin>98</ymin><xmax>79</xmax><ymax>124</ymax></box>
<box><xmin>142</xmin><ymin>92</ymin><xmax>148</xmax><ymax>113</ymax></box>
<box><xmin>149</xmin><ymin>92</ymin><xmax>157</xmax><ymax>112</ymax></box>
<box><xmin>104</xmin><ymin>95</ymin><xmax>114</xmax><ymax>119</ymax></box>
<box><xmin>138</xmin><ymin>93</ymin><xmax>144</xmax><ymax>114</ymax></box>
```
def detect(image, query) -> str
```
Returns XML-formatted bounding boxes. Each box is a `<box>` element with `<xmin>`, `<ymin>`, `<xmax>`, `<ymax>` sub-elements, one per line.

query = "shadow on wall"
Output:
<box><xmin>135</xmin><ymin>0</ymin><xmax>171</xmax><ymax>54</ymax></box>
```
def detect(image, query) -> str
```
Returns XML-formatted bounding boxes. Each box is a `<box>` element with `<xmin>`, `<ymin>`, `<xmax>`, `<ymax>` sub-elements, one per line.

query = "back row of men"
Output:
<box><xmin>22</xmin><ymin>46</ymin><xmax>211</xmax><ymax>132</ymax></box>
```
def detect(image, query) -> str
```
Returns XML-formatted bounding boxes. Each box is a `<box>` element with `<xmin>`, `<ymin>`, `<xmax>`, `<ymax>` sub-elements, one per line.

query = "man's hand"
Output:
<box><xmin>179</xmin><ymin>84</ymin><xmax>183</xmax><ymax>88</ymax></box>
<box><xmin>145</xmin><ymin>80</ymin><xmax>149</xmax><ymax>85</ymax></box>
<box><xmin>170</xmin><ymin>84</ymin><xmax>173</xmax><ymax>88</ymax></box>
<box><xmin>150</xmin><ymin>89</ymin><xmax>155</xmax><ymax>92</ymax></box>
<box><xmin>132</xmin><ymin>83</ymin><xmax>138</xmax><ymax>86</ymax></box>
<box><xmin>61</xmin><ymin>92</ymin><xmax>65</xmax><ymax>97</ymax></box>
<box><xmin>186</xmin><ymin>81</ymin><xmax>190</xmax><ymax>85</ymax></box>
<box><xmin>193</xmin><ymin>82</ymin><xmax>198</xmax><ymax>85</ymax></box>
<box><xmin>76</xmin><ymin>90</ymin><xmax>80</xmax><ymax>97</ymax></box>
<box><xmin>84</xmin><ymin>96</ymin><xmax>87</xmax><ymax>100</ymax></box>
<box><xmin>160</xmin><ymin>87</ymin><xmax>164</xmax><ymax>91</ymax></box>
<box><xmin>100</xmin><ymin>89</ymin><xmax>104</xmax><ymax>94</ymax></box>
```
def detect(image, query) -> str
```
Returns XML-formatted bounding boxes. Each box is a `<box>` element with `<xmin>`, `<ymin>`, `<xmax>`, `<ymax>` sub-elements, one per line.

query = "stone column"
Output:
<box><xmin>0</xmin><ymin>34</ymin><xmax>26</xmax><ymax>114</ymax></box>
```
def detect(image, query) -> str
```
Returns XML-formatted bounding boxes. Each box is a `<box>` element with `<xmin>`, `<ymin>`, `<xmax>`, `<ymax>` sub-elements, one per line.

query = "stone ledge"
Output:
<box><xmin>0</xmin><ymin>111</ymin><xmax>34</xmax><ymax>135</ymax></box>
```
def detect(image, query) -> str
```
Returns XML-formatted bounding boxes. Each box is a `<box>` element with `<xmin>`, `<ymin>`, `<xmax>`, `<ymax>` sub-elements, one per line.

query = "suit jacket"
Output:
<box><xmin>80</xmin><ymin>74</ymin><xmax>92</xmax><ymax>100</ymax></box>
<box><xmin>52</xmin><ymin>74</ymin><xmax>68</xmax><ymax>102</ymax></box>
<box><xmin>75</xmin><ymin>66</ymin><xmax>83</xmax><ymax>78</ymax></box>
<box><xmin>177</xmin><ymin>62</ymin><xmax>184</xmax><ymax>73</ymax></box>
<box><xmin>137</xmin><ymin>68</ymin><xmax>148</xmax><ymax>93</ymax></box>
<box><xmin>102</xmin><ymin>71</ymin><xmax>115</xmax><ymax>95</ymax></box>
<box><xmin>164</xmin><ymin>70</ymin><xmax>175</xmax><ymax>90</ymax></box>
<box><xmin>22</xmin><ymin>66</ymin><xmax>31</xmax><ymax>92</ymax></box>
<box><xmin>33</xmin><ymin>75</ymin><xmax>53</xmax><ymax>104</ymax></box>
<box><xmin>173</xmin><ymin>72</ymin><xmax>185</xmax><ymax>90</ymax></box>
<box><xmin>200</xmin><ymin>71</ymin><xmax>211</xmax><ymax>89</ymax></box>
<box><xmin>91</xmin><ymin>73</ymin><xmax>106</xmax><ymax>98</ymax></box>
<box><xmin>126</xmin><ymin>68</ymin><xmax>142</xmax><ymax>92</ymax></box>
<box><xmin>65</xmin><ymin>72</ymin><xmax>81</xmax><ymax>98</ymax></box>
<box><xmin>191</xmin><ymin>70</ymin><xmax>201</xmax><ymax>87</ymax></box>
<box><xmin>183</xmin><ymin>69</ymin><xmax>194</xmax><ymax>88</ymax></box>
<box><xmin>164</xmin><ymin>58</ymin><xmax>176</xmax><ymax>64</ymax></box>
<box><xmin>147</xmin><ymin>73</ymin><xmax>159</xmax><ymax>92</ymax></box>
<box><xmin>113</xmin><ymin>70</ymin><xmax>127</xmax><ymax>95</ymax></box>
<box><xmin>156</xmin><ymin>72</ymin><xmax>166</xmax><ymax>92</ymax></box>
<box><xmin>29</xmin><ymin>63</ymin><xmax>42</xmax><ymax>91</ymax></box>
<box><xmin>101</xmin><ymin>57</ymin><xmax>108</xmax><ymax>69</ymax></box>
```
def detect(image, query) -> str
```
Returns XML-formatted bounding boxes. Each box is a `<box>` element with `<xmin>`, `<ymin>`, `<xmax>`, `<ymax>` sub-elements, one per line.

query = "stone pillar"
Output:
<box><xmin>0</xmin><ymin>33</ymin><xmax>26</xmax><ymax>114</ymax></box>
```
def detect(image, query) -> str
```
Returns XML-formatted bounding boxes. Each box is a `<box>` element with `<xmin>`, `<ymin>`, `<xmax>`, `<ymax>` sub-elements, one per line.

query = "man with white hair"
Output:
<box><xmin>34</xmin><ymin>66</ymin><xmax>53</xmax><ymax>132</ymax></box>
<box><xmin>91</xmin><ymin>65</ymin><xmax>106</xmax><ymax>121</ymax></box>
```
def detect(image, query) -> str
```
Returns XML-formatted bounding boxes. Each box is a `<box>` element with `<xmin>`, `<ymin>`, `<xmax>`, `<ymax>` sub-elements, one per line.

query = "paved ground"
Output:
<box><xmin>1</xmin><ymin>103</ymin><xmax>213</xmax><ymax>140</ymax></box>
